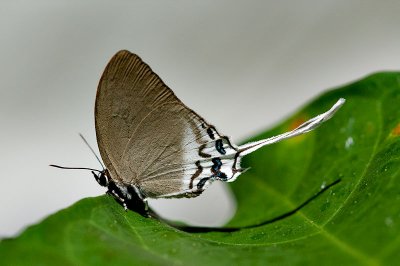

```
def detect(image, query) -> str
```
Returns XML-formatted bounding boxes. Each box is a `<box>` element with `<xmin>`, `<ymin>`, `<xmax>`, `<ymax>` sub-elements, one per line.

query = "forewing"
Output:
<box><xmin>95</xmin><ymin>51</ymin><xmax>179</xmax><ymax>183</ymax></box>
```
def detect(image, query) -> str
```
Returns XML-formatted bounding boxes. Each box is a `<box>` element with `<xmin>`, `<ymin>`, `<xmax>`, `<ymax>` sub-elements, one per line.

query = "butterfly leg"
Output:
<box><xmin>143</xmin><ymin>198</ymin><xmax>149</xmax><ymax>213</ymax></box>
<box><xmin>125</xmin><ymin>185</ymin><xmax>149</xmax><ymax>216</ymax></box>
<box><xmin>106</xmin><ymin>188</ymin><xmax>128</xmax><ymax>210</ymax></box>
<box><xmin>105</xmin><ymin>180</ymin><xmax>134</xmax><ymax>211</ymax></box>
<box><xmin>104</xmin><ymin>180</ymin><xmax>149</xmax><ymax>215</ymax></box>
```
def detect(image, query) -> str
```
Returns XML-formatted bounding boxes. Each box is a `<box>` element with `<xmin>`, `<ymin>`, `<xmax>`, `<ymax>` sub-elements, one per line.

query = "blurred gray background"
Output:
<box><xmin>1</xmin><ymin>1</ymin><xmax>400</xmax><ymax>237</ymax></box>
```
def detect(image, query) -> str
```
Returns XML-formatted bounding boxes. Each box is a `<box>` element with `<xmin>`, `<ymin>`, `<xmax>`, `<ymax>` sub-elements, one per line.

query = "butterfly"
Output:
<box><xmin>53</xmin><ymin>50</ymin><xmax>345</xmax><ymax>215</ymax></box>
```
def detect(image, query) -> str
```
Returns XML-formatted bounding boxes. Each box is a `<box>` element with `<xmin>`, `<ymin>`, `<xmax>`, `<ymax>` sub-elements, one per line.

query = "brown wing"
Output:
<box><xmin>95</xmin><ymin>50</ymin><xmax>180</xmax><ymax>183</ymax></box>
<box><xmin>95</xmin><ymin>51</ymin><xmax>240</xmax><ymax>198</ymax></box>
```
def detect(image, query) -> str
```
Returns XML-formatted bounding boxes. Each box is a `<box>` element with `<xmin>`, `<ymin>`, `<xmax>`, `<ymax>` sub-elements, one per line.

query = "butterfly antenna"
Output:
<box><xmin>79</xmin><ymin>133</ymin><xmax>105</xmax><ymax>170</ymax></box>
<box><xmin>49</xmin><ymin>164</ymin><xmax>103</xmax><ymax>173</ymax></box>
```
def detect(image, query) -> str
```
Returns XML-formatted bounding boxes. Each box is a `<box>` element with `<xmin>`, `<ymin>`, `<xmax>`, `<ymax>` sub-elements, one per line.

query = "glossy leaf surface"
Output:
<box><xmin>2</xmin><ymin>72</ymin><xmax>400</xmax><ymax>265</ymax></box>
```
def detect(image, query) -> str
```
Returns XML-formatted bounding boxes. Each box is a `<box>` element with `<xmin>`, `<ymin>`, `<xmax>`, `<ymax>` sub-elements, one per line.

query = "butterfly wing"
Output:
<box><xmin>95</xmin><ymin>50</ymin><xmax>240</xmax><ymax>198</ymax></box>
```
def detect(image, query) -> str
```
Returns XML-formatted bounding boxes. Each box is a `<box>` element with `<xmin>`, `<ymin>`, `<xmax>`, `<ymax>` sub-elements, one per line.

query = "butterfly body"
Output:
<box><xmin>93</xmin><ymin>50</ymin><xmax>345</xmax><ymax>213</ymax></box>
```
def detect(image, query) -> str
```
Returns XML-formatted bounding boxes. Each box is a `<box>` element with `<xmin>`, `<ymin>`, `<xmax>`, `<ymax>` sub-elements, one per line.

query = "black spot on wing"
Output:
<box><xmin>215</xmin><ymin>139</ymin><xmax>226</xmax><ymax>155</ymax></box>
<box><xmin>189</xmin><ymin>161</ymin><xmax>203</xmax><ymax>189</ymax></box>
<box><xmin>211</xmin><ymin>157</ymin><xmax>222</xmax><ymax>172</ymax></box>
<box><xmin>216</xmin><ymin>171</ymin><xmax>228</xmax><ymax>181</ymax></box>
<box><xmin>198</xmin><ymin>144</ymin><xmax>212</xmax><ymax>158</ymax></box>
<box><xmin>197</xmin><ymin>177</ymin><xmax>210</xmax><ymax>190</ymax></box>
<box><xmin>211</xmin><ymin>157</ymin><xmax>228</xmax><ymax>181</ymax></box>
<box><xmin>207</xmin><ymin>127</ymin><xmax>215</xmax><ymax>140</ymax></box>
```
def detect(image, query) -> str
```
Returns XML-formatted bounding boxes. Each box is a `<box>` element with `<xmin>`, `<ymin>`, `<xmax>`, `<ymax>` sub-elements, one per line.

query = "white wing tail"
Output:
<box><xmin>238</xmin><ymin>98</ymin><xmax>346</xmax><ymax>157</ymax></box>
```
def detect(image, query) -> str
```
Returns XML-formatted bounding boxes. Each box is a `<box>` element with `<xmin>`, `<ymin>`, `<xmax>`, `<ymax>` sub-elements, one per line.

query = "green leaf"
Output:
<box><xmin>2</xmin><ymin>72</ymin><xmax>400</xmax><ymax>265</ymax></box>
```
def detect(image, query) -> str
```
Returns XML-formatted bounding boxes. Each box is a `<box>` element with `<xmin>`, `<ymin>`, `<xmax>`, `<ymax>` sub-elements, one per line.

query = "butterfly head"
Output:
<box><xmin>91</xmin><ymin>169</ymin><xmax>110</xmax><ymax>187</ymax></box>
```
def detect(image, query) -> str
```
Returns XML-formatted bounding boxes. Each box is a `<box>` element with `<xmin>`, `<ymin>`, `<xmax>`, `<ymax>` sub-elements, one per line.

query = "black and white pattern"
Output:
<box><xmin>92</xmin><ymin>50</ymin><xmax>345</xmax><ymax>212</ymax></box>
